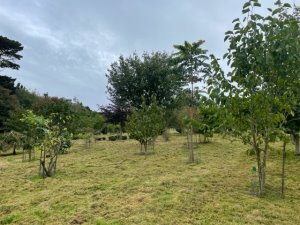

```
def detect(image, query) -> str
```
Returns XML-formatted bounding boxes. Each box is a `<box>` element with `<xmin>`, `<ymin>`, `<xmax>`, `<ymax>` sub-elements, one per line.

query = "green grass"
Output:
<box><xmin>1</xmin><ymin>135</ymin><xmax>300</xmax><ymax>224</ymax></box>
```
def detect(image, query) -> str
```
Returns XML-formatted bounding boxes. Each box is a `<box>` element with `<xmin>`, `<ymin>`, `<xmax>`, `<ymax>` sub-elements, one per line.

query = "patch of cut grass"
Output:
<box><xmin>0</xmin><ymin>214</ymin><xmax>20</xmax><ymax>225</ymax></box>
<box><xmin>0</xmin><ymin>135</ymin><xmax>300</xmax><ymax>224</ymax></box>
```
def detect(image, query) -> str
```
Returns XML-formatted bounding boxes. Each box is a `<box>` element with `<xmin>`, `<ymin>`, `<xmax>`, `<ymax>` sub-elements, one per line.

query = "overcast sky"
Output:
<box><xmin>0</xmin><ymin>0</ymin><xmax>298</xmax><ymax>110</ymax></box>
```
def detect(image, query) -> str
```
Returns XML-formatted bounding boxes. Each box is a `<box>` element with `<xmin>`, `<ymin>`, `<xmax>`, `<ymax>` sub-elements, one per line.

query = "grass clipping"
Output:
<box><xmin>0</xmin><ymin>135</ymin><xmax>300</xmax><ymax>225</ymax></box>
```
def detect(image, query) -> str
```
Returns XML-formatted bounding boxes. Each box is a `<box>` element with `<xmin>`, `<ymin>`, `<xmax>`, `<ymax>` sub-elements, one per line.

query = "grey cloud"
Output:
<box><xmin>0</xmin><ymin>0</ymin><xmax>289</xmax><ymax>110</ymax></box>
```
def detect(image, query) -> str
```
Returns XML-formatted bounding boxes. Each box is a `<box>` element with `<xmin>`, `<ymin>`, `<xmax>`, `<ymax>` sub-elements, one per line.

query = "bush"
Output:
<box><xmin>175</xmin><ymin>128</ymin><xmax>183</xmax><ymax>134</ymax></box>
<box><xmin>95</xmin><ymin>137</ymin><xmax>106</xmax><ymax>141</ymax></box>
<box><xmin>108</xmin><ymin>136</ymin><xmax>117</xmax><ymax>141</ymax></box>
<box><xmin>121</xmin><ymin>136</ymin><xmax>127</xmax><ymax>140</ymax></box>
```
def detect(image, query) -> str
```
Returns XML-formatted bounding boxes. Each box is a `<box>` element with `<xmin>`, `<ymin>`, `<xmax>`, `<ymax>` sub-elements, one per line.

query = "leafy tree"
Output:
<box><xmin>285</xmin><ymin>102</ymin><xmax>300</xmax><ymax>154</ymax></box>
<box><xmin>20</xmin><ymin>110</ymin><xmax>48</xmax><ymax>161</ymax></box>
<box><xmin>0</xmin><ymin>86</ymin><xmax>19</xmax><ymax>132</ymax></box>
<box><xmin>0</xmin><ymin>131</ymin><xmax>23</xmax><ymax>155</ymax></box>
<box><xmin>208</xmin><ymin>0</ymin><xmax>300</xmax><ymax>196</ymax></box>
<box><xmin>126</xmin><ymin>98</ymin><xmax>165</xmax><ymax>153</ymax></box>
<box><xmin>32</xmin><ymin>96</ymin><xmax>73</xmax><ymax>132</ymax></box>
<box><xmin>15</xmin><ymin>84</ymin><xmax>39</xmax><ymax>110</ymax></box>
<box><xmin>173</xmin><ymin>40</ymin><xmax>209</xmax><ymax>104</ymax></box>
<box><xmin>99</xmin><ymin>104</ymin><xmax>130</xmax><ymax>129</ymax></box>
<box><xmin>0</xmin><ymin>75</ymin><xmax>16</xmax><ymax>93</ymax></box>
<box><xmin>196</xmin><ymin>98</ymin><xmax>221</xmax><ymax>143</ymax></box>
<box><xmin>0</xmin><ymin>36</ymin><xmax>23</xmax><ymax>132</ymax></box>
<box><xmin>172</xmin><ymin>40</ymin><xmax>210</xmax><ymax>163</ymax></box>
<box><xmin>0</xmin><ymin>35</ymin><xmax>23</xmax><ymax>70</ymax></box>
<box><xmin>106</xmin><ymin>52</ymin><xmax>184</xmax><ymax>110</ymax></box>
<box><xmin>20</xmin><ymin>110</ymin><xmax>70</xmax><ymax>177</ymax></box>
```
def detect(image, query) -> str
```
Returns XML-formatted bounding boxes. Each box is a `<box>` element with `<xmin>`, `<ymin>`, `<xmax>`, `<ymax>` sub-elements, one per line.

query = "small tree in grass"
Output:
<box><xmin>20</xmin><ymin>110</ymin><xmax>71</xmax><ymax>178</ymax></box>
<box><xmin>172</xmin><ymin>40</ymin><xmax>210</xmax><ymax>163</ymax></box>
<box><xmin>208</xmin><ymin>0</ymin><xmax>300</xmax><ymax>196</ymax></box>
<box><xmin>126</xmin><ymin>97</ymin><xmax>165</xmax><ymax>154</ymax></box>
<box><xmin>39</xmin><ymin>125</ymin><xmax>63</xmax><ymax>178</ymax></box>
<box><xmin>196</xmin><ymin>99</ymin><xmax>221</xmax><ymax>143</ymax></box>
<box><xmin>0</xmin><ymin>131</ymin><xmax>23</xmax><ymax>155</ymax></box>
<box><xmin>20</xmin><ymin>110</ymin><xmax>48</xmax><ymax>161</ymax></box>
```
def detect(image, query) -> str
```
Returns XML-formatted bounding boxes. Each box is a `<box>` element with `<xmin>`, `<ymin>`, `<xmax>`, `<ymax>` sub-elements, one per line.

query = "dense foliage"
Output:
<box><xmin>106</xmin><ymin>52</ymin><xmax>185</xmax><ymax>109</ymax></box>
<box><xmin>208</xmin><ymin>0</ymin><xmax>300</xmax><ymax>196</ymax></box>
<box><xmin>126</xmin><ymin>98</ymin><xmax>165</xmax><ymax>153</ymax></box>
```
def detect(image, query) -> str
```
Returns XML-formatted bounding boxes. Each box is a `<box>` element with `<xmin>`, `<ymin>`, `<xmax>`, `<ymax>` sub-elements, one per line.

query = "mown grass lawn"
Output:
<box><xmin>1</xmin><ymin>134</ymin><xmax>300</xmax><ymax>225</ymax></box>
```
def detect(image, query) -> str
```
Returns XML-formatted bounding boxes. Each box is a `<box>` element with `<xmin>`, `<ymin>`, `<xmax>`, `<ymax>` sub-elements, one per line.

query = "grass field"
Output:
<box><xmin>1</xmin><ymin>134</ymin><xmax>300</xmax><ymax>225</ymax></box>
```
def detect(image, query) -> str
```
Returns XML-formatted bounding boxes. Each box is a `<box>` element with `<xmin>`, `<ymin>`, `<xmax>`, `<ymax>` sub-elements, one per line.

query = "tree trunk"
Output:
<box><xmin>262</xmin><ymin>140</ymin><xmax>268</xmax><ymax>187</ymax></box>
<box><xmin>281</xmin><ymin>141</ymin><xmax>286</xmax><ymax>198</ymax></box>
<box><xmin>39</xmin><ymin>148</ymin><xmax>43</xmax><ymax>175</ymax></box>
<box><xmin>29</xmin><ymin>148</ymin><xmax>32</xmax><ymax>161</ymax></box>
<box><xmin>256</xmin><ymin>151</ymin><xmax>265</xmax><ymax>197</ymax></box>
<box><xmin>188</xmin><ymin>127</ymin><xmax>194</xmax><ymax>163</ymax></box>
<box><xmin>252</xmin><ymin>126</ymin><xmax>265</xmax><ymax>196</ymax></box>
<box><xmin>294</xmin><ymin>133</ymin><xmax>300</xmax><ymax>155</ymax></box>
<box><xmin>12</xmin><ymin>143</ymin><xmax>16</xmax><ymax>155</ymax></box>
<box><xmin>144</xmin><ymin>142</ymin><xmax>147</xmax><ymax>154</ymax></box>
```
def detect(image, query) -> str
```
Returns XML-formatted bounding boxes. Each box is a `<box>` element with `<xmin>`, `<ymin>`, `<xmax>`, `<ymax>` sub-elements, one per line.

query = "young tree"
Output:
<box><xmin>196</xmin><ymin>98</ymin><xmax>221</xmax><ymax>143</ymax></box>
<box><xmin>126</xmin><ymin>98</ymin><xmax>165</xmax><ymax>154</ymax></box>
<box><xmin>172</xmin><ymin>40</ymin><xmax>210</xmax><ymax>163</ymax></box>
<box><xmin>285</xmin><ymin>103</ymin><xmax>300</xmax><ymax>155</ymax></box>
<box><xmin>20</xmin><ymin>110</ymin><xmax>49</xmax><ymax>161</ymax></box>
<box><xmin>208</xmin><ymin>0</ymin><xmax>300</xmax><ymax>196</ymax></box>
<box><xmin>0</xmin><ymin>131</ymin><xmax>23</xmax><ymax>155</ymax></box>
<box><xmin>20</xmin><ymin>110</ymin><xmax>70</xmax><ymax>177</ymax></box>
<box><xmin>98</xmin><ymin>103</ymin><xmax>130</xmax><ymax>130</ymax></box>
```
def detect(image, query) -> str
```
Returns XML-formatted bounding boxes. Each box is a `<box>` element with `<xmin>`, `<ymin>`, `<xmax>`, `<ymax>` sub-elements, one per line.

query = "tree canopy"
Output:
<box><xmin>0</xmin><ymin>35</ymin><xmax>23</xmax><ymax>70</ymax></box>
<box><xmin>106</xmin><ymin>51</ymin><xmax>185</xmax><ymax>109</ymax></box>
<box><xmin>126</xmin><ymin>97</ymin><xmax>165</xmax><ymax>153</ymax></box>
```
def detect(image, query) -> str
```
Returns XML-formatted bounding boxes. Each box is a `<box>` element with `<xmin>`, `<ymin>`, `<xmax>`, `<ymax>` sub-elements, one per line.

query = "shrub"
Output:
<box><xmin>108</xmin><ymin>136</ymin><xmax>117</xmax><ymax>141</ymax></box>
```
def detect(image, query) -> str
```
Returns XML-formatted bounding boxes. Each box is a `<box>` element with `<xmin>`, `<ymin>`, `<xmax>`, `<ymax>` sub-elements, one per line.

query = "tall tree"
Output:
<box><xmin>106</xmin><ymin>52</ymin><xmax>184</xmax><ymax>109</ymax></box>
<box><xmin>172</xmin><ymin>40</ymin><xmax>209</xmax><ymax>163</ymax></box>
<box><xmin>0</xmin><ymin>35</ymin><xmax>23</xmax><ymax>70</ymax></box>
<box><xmin>173</xmin><ymin>40</ymin><xmax>209</xmax><ymax>105</ymax></box>
<box><xmin>0</xmin><ymin>86</ymin><xmax>19</xmax><ymax>132</ymax></box>
<box><xmin>0</xmin><ymin>36</ymin><xmax>23</xmax><ymax>132</ymax></box>
<box><xmin>99</xmin><ymin>104</ymin><xmax>130</xmax><ymax>128</ymax></box>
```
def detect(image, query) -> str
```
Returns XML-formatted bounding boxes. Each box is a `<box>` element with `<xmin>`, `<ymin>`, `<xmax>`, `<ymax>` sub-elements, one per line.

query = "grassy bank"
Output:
<box><xmin>1</xmin><ymin>134</ymin><xmax>300</xmax><ymax>225</ymax></box>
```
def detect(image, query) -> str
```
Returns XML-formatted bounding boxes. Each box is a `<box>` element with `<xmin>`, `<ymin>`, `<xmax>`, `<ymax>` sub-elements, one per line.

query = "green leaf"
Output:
<box><xmin>265</xmin><ymin>16</ymin><xmax>273</xmax><ymax>21</ymax></box>
<box><xmin>272</xmin><ymin>8</ymin><xmax>281</xmax><ymax>16</ymax></box>
<box><xmin>223</xmin><ymin>53</ymin><xmax>229</xmax><ymax>60</ymax></box>
<box><xmin>234</xmin><ymin>23</ymin><xmax>240</xmax><ymax>30</ymax></box>
<box><xmin>255</xmin><ymin>14</ymin><xmax>264</xmax><ymax>20</ymax></box>
<box><xmin>243</xmin><ymin>2</ymin><xmax>251</xmax><ymax>9</ymax></box>
<box><xmin>232</xmin><ymin>18</ymin><xmax>239</xmax><ymax>23</ymax></box>
<box><xmin>225</xmin><ymin>30</ymin><xmax>233</xmax><ymax>35</ymax></box>
<box><xmin>253</xmin><ymin>2</ymin><xmax>261</xmax><ymax>7</ymax></box>
<box><xmin>283</xmin><ymin>3</ymin><xmax>291</xmax><ymax>8</ymax></box>
<box><xmin>242</xmin><ymin>8</ymin><xmax>250</xmax><ymax>14</ymax></box>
